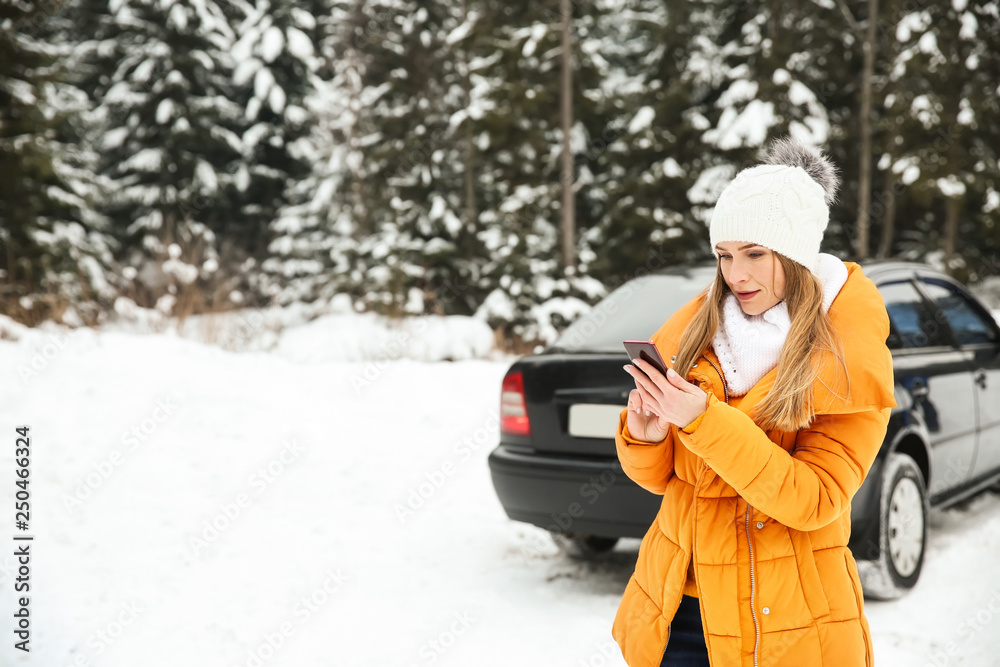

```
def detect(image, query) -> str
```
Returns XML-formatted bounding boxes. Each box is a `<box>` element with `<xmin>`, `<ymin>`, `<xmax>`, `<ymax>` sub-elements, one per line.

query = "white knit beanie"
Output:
<box><xmin>709</xmin><ymin>139</ymin><xmax>840</xmax><ymax>275</ymax></box>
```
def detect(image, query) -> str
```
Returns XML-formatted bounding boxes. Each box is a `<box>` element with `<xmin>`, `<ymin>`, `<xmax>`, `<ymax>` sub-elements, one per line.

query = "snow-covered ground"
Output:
<box><xmin>1</xmin><ymin>316</ymin><xmax>999</xmax><ymax>666</ymax></box>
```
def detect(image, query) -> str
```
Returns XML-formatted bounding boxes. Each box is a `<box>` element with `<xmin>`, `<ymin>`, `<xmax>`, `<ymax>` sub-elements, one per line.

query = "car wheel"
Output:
<box><xmin>549</xmin><ymin>532</ymin><xmax>619</xmax><ymax>559</ymax></box>
<box><xmin>859</xmin><ymin>453</ymin><xmax>928</xmax><ymax>600</ymax></box>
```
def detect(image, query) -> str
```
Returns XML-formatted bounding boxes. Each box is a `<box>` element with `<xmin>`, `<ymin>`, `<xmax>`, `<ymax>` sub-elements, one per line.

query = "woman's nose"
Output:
<box><xmin>729</xmin><ymin>258</ymin><xmax>750</xmax><ymax>283</ymax></box>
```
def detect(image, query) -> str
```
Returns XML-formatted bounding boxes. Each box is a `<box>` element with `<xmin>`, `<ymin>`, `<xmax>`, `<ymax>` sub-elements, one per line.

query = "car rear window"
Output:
<box><xmin>552</xmin><ymin>270</ymin><xmax>715</xmax><ymax>352</ymax></box>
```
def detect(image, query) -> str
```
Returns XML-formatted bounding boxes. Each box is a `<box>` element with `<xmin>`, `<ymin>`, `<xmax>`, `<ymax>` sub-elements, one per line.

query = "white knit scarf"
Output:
<box><xmin>711</xmin><ymin>253</ymin><xmax>849</xmax><ymax>397</ymax></box>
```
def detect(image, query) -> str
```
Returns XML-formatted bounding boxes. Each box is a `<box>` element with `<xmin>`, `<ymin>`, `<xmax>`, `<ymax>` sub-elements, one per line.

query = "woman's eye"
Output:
<box><xmin>749</xmin><ymin>252</ymin><xmax>764</xmax><ymax>259</ymax></box>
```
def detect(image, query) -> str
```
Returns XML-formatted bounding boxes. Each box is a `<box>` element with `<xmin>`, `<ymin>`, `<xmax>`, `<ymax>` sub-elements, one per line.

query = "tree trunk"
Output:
<box><xmin>462</xmin><ymin>129</ymin><xmax>477</xmax><ymax>256</ymax></box>
<box><xmin>460</xmin><ymin>0</ymin><xmax>478</xmax><ymax>263</ymax></box>
<box><xmin>877</xmin><ymin>160</ymin><xmax>897</xmax><ymax>259</ymax></box>
<box><xmin>165</xmin><ymin>209</ymin><xmax>176</xmax><ymax>247</ymax></box>
<box><xmin>560</xmin><ymin>0</ymin><xmax>575</xmax><ymax>274</ymax></box>
<box><xmin>943</xmin><ymin>195</ymin><xmax>961</xmax><ymax>276</ymax></box>
<box><xmin>344</xmin><ymin>14</ymin><xmax>369</xmax><ymax>237</ymax></box>
<box><xmin>855</xmin><ymin>0</ymin><xmax>879</xmax><ymax>259</ymax></box>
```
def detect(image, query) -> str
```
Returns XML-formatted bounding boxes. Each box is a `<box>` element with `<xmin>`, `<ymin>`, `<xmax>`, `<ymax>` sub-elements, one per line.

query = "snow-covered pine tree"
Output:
<box><xmin>260</xmin><ymin>0</ymin><xmax>375</xmax><ymax>309</ymax></box>
<box><xmin>0</xmin><ymin>0</ymin><xmax>117</xmax><ymax>326</ymax></box>
<box><xmin>228</xmin><ymin>0</ymin><xmax>317</xmax><ymax>280</ymax></box>
<box><xmin>61</xmin><ymin>0</ymin><xmax>124</xmax><ymax>95</ymax></box>
<box><xmin>582</xmin><ymin>0</ymin><xmax>723</xmax><ymax>280</ymax></box>
<box><xmin>877</xmin><ymin>0</ymin><xmax>1000</xmax><ymax>280</ymax></box>
<box><xmin>695</xmin><ymin>0</ymin><xmax>860</xmax><ymax>256</ymax></box>
<box><xmin>963</xmin><ymin>1</ymin><xmax>1000</xmax><ymax>278</ymax></box>
<box><xmin>93</xmin><ymin>0</ymin><xmax>246</xmax><ymax>312</ymax></box>
<box><xmin>426</xmin><ymin>0</ymin><xmax>495</xmax><ymax>318</ymax></box>
<box><xmin>466</xmin><ymin>0</ymin><xmax>616</xmax><ymax>347</ymax></box>
<box><xmin>334</xmin><ymin>0</ymin><xmax>489</xmax><ymax>319</ymax></box>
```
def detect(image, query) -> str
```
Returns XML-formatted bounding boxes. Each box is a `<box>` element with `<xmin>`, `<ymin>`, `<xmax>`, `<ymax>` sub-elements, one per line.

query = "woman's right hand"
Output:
<box><xmin>625</xmin><ymin>388</ymin><xmax>671</xmax><ymax>443</ymax></box>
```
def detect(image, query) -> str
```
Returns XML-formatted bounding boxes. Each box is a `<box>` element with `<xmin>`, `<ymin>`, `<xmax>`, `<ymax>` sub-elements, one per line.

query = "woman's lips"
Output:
<box><xmin>736</xmin><ymin>290</ymin><xmax>760</xmax><ymax>301</ymax></box>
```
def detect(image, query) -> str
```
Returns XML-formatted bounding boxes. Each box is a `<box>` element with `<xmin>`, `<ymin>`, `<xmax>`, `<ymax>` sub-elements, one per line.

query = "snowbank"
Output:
<box><xmin>274</xmin><ymin>312</ymin><xmax>499</xmax><ymax>364</ymax></box>
<box><xmin>81</xmin><ymin>297</ymin><xmax>503</xmax><ymax>362</ymax></box>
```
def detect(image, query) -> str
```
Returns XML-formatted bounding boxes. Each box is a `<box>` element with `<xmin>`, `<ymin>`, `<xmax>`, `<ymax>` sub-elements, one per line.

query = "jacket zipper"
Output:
<box><xmin>703</xmin><ymin>355</ymin><xmax>729</xmax><ymax>404</ymax></box>
<box><xmin>704</xmin><ymin>354</ymin><xmax>759</xmax><ymax>665</ymax></box>
<box><xmin>745</xmin><ymin>506</ymin><xmax>760</xmax><ymax>667</ymax></box>
<box><xmin>660</xmin><ymin>624</ymin><xmax>671</xmax><ymax>662</ymax></box>
<box><xmin>660</xmin><ymin>356</ymin><xmax>727</xmax><ymax>663</ymax></box>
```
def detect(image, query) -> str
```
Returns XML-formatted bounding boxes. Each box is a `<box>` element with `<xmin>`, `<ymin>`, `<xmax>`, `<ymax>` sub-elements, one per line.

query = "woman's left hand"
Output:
<box><xmin>623</xmin><ymin>358</ymin><xmax>709</xmax><ymax>429</ymax></box>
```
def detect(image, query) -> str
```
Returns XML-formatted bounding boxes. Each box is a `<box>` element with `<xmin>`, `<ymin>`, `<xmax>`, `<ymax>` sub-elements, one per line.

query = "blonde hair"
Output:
<box><xmin>673</xmin><ymin>253</ymin><xmax>849</xmax><ymax>432</ymax></box>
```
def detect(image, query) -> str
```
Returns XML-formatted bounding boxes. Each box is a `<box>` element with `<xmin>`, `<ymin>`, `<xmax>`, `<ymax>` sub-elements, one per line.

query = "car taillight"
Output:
<box><xmin>500</xmin><ymin>371</ymin><xmax>531</xmax><ymax>436</ymax></box>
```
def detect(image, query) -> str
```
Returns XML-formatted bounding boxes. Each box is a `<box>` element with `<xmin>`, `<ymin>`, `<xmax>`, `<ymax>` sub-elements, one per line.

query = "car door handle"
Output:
<box><xmin>910</xmin><ymin>378</ymin><xmax>929</xmax><ymax>399</ymax></box>
<box><xmin>975</xmin><ymin>371</ymin><xmax>987</xmax><ymax>389</ymax></box>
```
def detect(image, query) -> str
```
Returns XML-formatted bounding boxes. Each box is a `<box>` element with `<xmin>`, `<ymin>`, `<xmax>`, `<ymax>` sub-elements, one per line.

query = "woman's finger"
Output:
<box><xmin>666</xmin><ymin>367</ymin><xmax>697</xmax><ymax>393</ymax></box>
<box><xmin>627</xmin><ymin>389</ymin><xmax>643</xmax><ymax>413</ymax></box>
<box><xmin>635</xmin><ymin>384</ymin><xmax>664</xmax><ymax>419</ymax></box>
<box><xmin>625</xmin><ymin>362</ymin><xmax>665</xmax><ymax>400</ymax></box>
<box><xmin>626</xmin><ymin>366</ymin><xmax>672</xmax><ymax>420</ymax></box>
<box><xmin>631</xmin><ymin>358</ymin><xmax>668</xmax><ymax>387</ymax></box>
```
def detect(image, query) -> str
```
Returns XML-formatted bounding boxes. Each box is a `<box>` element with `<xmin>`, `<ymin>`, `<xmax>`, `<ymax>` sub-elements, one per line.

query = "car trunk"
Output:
<box><xmin>511</xmin><ymin>351</ymin><xmax>633</xmax><ymax>458</ymax></box>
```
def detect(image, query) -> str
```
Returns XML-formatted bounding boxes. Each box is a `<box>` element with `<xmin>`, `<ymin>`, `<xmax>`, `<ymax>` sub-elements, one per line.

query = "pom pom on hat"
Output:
<box><xmin>761</xmin><ymin>137</ymin><xmax>840</xmax><ymax>204</ymax></box>
<box><xmin>709</xmin><ymin>138</ymin><xmax>840</xmax><ymax>275</ymax></box>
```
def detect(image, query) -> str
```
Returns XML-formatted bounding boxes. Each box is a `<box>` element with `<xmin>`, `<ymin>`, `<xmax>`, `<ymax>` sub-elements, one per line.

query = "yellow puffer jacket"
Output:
<box><xmin>612</xmin><ymin>262</ymin><xmax>897</xmax><ymax>667</ymax></box>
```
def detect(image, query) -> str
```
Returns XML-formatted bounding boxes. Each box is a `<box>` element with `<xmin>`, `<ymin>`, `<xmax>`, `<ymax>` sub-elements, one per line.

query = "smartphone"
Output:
<box><xmin>622</xmin><ymin>339</ymin><xmax>669</xmax><ymax>379</ymax></box>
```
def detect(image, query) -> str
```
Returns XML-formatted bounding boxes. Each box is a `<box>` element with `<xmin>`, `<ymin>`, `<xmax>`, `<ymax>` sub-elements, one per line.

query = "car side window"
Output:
<box><xmin>878</xmin><ymin>280</ymin><xmax>950</xmax><ymax>349</ymax></box>
<box><xmin>919</xmin><ymin>279</ymin><xmax>1000</xmax><ymax>346</ymax></box>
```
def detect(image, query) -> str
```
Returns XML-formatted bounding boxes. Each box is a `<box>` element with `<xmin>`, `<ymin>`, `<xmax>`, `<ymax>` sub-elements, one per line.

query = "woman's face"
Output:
<box><xmin>715</xmin><ymin>242</ymin><xmax>786</xmax><ymax>316</ymax></box>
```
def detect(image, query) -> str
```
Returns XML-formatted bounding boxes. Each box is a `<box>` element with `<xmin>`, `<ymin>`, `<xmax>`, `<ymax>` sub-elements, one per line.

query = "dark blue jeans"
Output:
<box><xmin>659</xmin><ymin>595</ymin><xmax>710</xmax><ymax>666</ymax></box>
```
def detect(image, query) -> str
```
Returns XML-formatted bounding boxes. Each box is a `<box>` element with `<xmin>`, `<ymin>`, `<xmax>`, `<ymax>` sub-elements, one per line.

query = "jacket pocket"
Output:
<box><xmin>789</xmin><ymin>529</ymin><xmax>831</xmax><ymax>620</ymax></box>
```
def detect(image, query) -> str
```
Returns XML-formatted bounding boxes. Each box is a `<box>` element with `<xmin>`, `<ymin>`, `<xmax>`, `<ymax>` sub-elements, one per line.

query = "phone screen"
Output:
<box><xmin>622</xmin><ymin>340</ymin><xmax>669</xmax><ymax>378</ymax></box>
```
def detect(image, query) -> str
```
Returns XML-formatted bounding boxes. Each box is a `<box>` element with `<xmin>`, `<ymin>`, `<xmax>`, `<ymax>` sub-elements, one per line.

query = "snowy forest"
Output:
<box><xmin>2</xmin><ymin>0</ymin><xmax>999</xmax><ymax>347</ymax></box>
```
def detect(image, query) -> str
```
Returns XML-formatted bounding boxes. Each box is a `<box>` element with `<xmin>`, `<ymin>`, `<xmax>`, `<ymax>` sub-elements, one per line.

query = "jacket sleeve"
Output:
<box><xmin>676</xmin><ymin>393</ymin><xmax>892</xmax><ymax>531</ymax></box>
<box><xmin>614</xmin><ymin>408</ymin><xmax>675</xmax><ymax>495</ymax></box>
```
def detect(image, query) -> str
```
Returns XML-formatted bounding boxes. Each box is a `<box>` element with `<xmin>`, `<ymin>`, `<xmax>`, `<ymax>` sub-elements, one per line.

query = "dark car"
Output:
<box><xmin>488</xmin><ymin>261</ymin><xmax>1000</xmax><ymax>599</ymax></box>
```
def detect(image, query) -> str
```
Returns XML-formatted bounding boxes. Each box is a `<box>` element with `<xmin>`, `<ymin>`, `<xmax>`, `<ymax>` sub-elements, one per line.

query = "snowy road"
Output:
<box><xmin>1</xmin><ymin>328</ymin><xmax>999</xmax><ymax>666</ymax></box>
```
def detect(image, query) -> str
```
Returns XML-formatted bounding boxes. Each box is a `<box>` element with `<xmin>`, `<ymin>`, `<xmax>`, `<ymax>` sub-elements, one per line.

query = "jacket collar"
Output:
<box><xmin>685</xmin><ymin>262</ymin><xmax>897</xmax><ymax>423</ymax></box>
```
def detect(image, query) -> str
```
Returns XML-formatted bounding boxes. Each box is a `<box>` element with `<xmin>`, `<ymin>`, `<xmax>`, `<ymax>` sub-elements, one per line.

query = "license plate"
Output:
<box><xmin>568</xmin><ymin>404</ymin><xmax>624</xmax><ymax>438</ymax></box>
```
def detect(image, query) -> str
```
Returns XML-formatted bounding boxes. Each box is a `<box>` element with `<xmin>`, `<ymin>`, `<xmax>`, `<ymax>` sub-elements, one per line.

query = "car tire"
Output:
<box><xmin>858</xmin><ymin>453</ymin><xmax>928</xmax><ymax>600</ymax></box>
<box><xmin>550</xmin><ymin>532</ymin><xmax>619</xmax><ymax>559</ymax></box>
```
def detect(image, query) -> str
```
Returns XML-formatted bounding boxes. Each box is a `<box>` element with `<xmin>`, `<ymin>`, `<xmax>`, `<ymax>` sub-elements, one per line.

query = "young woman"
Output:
<box><xmin>614</xmin><ymin>139</ymin><xmax>896</xmax><ymax>666</ymax></box>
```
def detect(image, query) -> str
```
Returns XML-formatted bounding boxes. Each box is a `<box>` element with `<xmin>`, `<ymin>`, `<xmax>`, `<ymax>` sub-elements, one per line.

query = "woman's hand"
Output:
<box><xmin>625</xmin><ymin>386</ymin><xmax>671</xmax><ymax>442</ymax></box>
<box><xmin>623</xmin><ymin>358</ymin><xmax>708</xmax><ymax>441</ymax></box>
